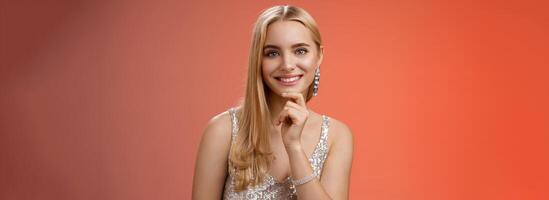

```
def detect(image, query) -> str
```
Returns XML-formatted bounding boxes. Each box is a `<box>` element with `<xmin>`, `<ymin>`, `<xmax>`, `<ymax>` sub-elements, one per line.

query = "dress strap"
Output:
<box><xmin>308</xmin><ymin>115</ymin><xmax>330</xmax><ymax>177</ymax></box>
<box><xmin>228</xmin><ymin>107</ymin><xmax>239</xmax><ymax>143</ymax></box>
<box><xmin>227</xmin><ymin>107</ymin><xmax>240</xmax><ymax>176</ymax></box>
<box><xmin>320</xmin><ymin>115</ymin><xmax>330</xmax><ymax>145</ymax></box>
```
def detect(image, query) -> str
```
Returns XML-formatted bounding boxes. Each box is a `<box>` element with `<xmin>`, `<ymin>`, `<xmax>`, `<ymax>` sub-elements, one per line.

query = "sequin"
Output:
<box><xmin>223</xmin><ymin>107</ymin><xmax>330</xmax><ymax>200</ymax></box>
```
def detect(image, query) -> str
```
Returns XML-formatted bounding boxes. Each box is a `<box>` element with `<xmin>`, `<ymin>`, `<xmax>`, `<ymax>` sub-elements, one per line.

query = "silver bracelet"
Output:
<box><xmin>291</xmin><ymin>172</ymin><xmax>318</xmax><ymax>186</ymax></box>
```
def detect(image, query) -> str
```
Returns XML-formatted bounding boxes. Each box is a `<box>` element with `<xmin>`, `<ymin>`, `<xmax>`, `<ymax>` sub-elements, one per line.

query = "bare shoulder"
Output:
<box><xmin>206</xmin><ymin>109</ymin><xmax>232</xmax><ymax>133</ymax></box>
<box><xmin>202</xmin><ymin>109</ymin><xmax>232</xmax><ymax>143</ymax></box>
<box><xmin>198</xmin><ymin>109</ymin><xmax>234</xmax><ymax>156</ymax></box>
<box><xmin>326</xmin><ymin>117</ymin><xmax>354</xmax><ymax>149</ymax></box>
<box><xmin>192</xmin><ymin>109</ymin><xmax>234</xmax><ymax>199</ymax></box>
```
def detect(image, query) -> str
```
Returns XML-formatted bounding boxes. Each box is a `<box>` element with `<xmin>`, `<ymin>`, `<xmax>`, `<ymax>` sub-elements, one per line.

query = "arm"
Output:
<box><xmin>286</xmin><ymin>119</ymin><xmax>354</xmax><ymax>200</ymax></box>
<box><xmin>192</xmin><ymin>111</ymin><xmax>232</xmax><ymax>200</ymax></box>
<box><xmin>276</xmin><ymin>92</ymin><xmax>354</xmax><ymax>200</ymax></box>
<box><xmin>318</xmin><ymin>120</ymin><xmax>354</xmax><ymax>199</ymax></box>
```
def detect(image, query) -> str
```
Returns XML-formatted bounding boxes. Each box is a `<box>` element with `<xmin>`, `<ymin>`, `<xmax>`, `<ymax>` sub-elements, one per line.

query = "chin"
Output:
<box><xmin>275</xmin><ymin>88</ymin><xmax>306</xmax><ymax>96</ymax></box>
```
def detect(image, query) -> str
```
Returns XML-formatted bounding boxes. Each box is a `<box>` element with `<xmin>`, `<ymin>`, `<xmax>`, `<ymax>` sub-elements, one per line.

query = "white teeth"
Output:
<box><xmin>279</xmin><ymin>76</ymin><xmax>300</xmax><ymax>82</ymax></box>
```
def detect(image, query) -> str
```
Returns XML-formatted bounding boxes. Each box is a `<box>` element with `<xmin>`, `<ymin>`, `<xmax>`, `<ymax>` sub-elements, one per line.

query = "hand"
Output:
<box><xmin>275</xmin><ymin>92</ymin><xmax>310</xmax><ymax>149</ymax></box>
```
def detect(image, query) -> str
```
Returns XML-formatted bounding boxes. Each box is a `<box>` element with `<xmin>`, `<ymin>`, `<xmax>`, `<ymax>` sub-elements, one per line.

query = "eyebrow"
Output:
<box><xmin>263</xmin><ymin>43</ymin><xmax>311</xmax><ymax>50</ymax></box>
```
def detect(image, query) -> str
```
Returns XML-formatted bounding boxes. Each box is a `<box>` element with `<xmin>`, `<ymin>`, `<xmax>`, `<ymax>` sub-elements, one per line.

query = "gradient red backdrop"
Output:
<box><xmin>1</xmin><ymin>0</ymin><xmax>548</xmax><ymax>199</ymax></box>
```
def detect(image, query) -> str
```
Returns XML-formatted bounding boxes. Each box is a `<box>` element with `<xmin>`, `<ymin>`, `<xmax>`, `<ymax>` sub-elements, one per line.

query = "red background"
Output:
<box><xmin>1</xmin><ymin>0</ymin><xmax>548</xmax><ymax>199</ymax></box>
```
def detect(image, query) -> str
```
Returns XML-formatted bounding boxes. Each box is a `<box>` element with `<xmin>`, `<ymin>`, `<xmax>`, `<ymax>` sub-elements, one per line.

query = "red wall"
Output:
<box><xmin>1</xmin><ymin>0</ymin><xmax>548</xmax><ymax>199</ymax></box>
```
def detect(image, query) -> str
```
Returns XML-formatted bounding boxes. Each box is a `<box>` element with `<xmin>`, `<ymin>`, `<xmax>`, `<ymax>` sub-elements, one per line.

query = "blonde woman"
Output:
<box><xmin>192</xmin><ymin>5</ymin><xmax>353</xmax><ymax>200</ymax></box>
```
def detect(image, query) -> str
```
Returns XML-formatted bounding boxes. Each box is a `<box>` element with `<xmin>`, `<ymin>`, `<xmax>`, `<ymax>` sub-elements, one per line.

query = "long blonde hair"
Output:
<box><xmin>229</xmin><ymin>5</ymin><xmax>323</xmax><ymax>191</ymax></box>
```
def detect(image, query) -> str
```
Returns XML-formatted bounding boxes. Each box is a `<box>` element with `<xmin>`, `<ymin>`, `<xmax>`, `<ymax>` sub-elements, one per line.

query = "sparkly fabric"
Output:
<box><xmin>223</xmin><ymin>107</ymin><xmax>331</xmax><ymax>200</ymax></box>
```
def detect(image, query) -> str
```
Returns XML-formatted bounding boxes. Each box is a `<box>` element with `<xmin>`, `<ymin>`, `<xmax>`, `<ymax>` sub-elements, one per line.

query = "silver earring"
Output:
<box><xmin>312</xmin><ymin>66</ymin><xmax>320</xmax><ymax>96</ymax></box>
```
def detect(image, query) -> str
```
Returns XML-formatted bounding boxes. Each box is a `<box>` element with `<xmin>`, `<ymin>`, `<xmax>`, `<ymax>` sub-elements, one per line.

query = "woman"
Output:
<box><xmin>192</xmin><ymin>5</ymin><xmax>353</xmax><ymax>200</ymax></box>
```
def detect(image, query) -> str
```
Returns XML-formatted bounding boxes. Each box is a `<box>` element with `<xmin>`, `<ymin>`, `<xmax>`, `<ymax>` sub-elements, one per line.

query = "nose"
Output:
<box><xmin>280</xmin><ymin>53</ymin><xmax>296</xmax><ymax>72</ymax></box>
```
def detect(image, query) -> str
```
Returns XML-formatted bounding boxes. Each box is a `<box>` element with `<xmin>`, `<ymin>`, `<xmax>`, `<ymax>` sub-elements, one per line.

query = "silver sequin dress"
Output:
<box><xmin>223</xmin><ymin>107</ymin><xmax>331</xmax><ymax>200</ymax></box>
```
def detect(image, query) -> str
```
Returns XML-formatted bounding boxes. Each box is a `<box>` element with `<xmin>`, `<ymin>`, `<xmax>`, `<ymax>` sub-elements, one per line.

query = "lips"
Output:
<box><xmin>275</xmin><ymin>74</ymin><xmax>303</xmax><ymax>86</ymax></box>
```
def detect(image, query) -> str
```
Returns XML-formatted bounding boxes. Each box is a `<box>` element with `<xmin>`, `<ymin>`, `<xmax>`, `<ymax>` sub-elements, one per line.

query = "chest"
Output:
<box><xmin>267</xmin><ymin>122</ymin><xmax>323</xmax><ymax>180</ymax></box>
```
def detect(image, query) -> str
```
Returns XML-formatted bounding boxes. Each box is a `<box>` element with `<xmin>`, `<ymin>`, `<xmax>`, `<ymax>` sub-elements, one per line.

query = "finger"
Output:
<box><xmin>284</xmin><ymin>105</ymin><xmax>307</xmax><ymax>125</ymax></box>
<box><xmin>281</xmin><ymin>92</ymin><xmax>307</xmax><ymax>108</ymax></box>
<box><xmin>284</xmin><ymin>102</ymin><xmax>309</xmax><ymax>124</ymax></box>
<box><xmin>276</xmin><ymin>107</ymin><xmax>290</xmax><ymax>126</ymax></box>
<box><xmin>277</xmin><ymin>106</ymin><xmax>300</xmax><ymax>126</ymax></box>
<box><xmin>285</xmin><ymin>101</ymin><xmax>308</xmax><ymax>114</ymax></box>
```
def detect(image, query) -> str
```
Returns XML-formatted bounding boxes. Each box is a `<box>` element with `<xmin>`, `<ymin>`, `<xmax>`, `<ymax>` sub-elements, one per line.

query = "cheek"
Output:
<box><xmin>299</xmin><ymin>58</ymin><xmax>317</xmax><ymax>72</ymax></box>
<box><xmin>261</xmin><ymin>60</ymin><xmax>277</xmax><ymax>77</ymax></box>
<box><xmin>298</xmin><ymin>58</ymin><xmax>318</xmax><ymax>83</ymax></box>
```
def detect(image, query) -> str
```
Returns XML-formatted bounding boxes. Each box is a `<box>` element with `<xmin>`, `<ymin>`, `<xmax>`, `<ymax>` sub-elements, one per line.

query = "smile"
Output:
<box><xmin>275</xmin><ymin>75</ymin><xmax>303</xmax><ymax>86</ymax></box>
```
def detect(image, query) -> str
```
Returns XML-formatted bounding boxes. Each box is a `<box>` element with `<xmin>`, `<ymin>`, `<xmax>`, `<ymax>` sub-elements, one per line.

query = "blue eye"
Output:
<box><xmin>295</xmin><ymin>48</ymin><xmax>308</xmax><ymax>55</ymax></box>
<box><xmin>265</xmin><ymin>51</ymin><xmax>279</xmax><ymax>57</ymax></box>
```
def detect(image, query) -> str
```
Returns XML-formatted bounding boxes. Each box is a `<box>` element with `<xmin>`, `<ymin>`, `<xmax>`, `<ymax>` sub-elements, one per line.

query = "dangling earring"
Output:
<box><xmin>312</xmin><ymin>66</ymin><xmax>320</xmax><ymax>96</ymax></box>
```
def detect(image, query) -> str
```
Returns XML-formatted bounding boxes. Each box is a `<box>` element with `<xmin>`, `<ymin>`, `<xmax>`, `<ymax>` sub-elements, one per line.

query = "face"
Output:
<box><xmin>261</xmin><ymin>20</ymin><xmax>323</xmax><ymax>97</ymax></box>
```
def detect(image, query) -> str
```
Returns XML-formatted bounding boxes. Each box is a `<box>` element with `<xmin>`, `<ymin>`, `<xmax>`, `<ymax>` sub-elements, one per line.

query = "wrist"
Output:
<box><xmin>284</xmin><ymin>143</ymin><xmax>303</xmax><ymax>152</ymax></box>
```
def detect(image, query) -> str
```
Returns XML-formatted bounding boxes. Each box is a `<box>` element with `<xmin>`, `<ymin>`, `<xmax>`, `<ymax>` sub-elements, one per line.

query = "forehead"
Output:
<box><xmin>264</xmin><ymin>20</ymin><xmax>314</xmax><ymax>46</ymax></box>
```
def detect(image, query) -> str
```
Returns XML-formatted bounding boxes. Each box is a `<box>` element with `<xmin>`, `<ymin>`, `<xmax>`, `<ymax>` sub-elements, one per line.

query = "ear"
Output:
<box><xmin>318</xmin><ymin>45</ymin><xmax>324</xmax><ymax>66</ymax></box>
